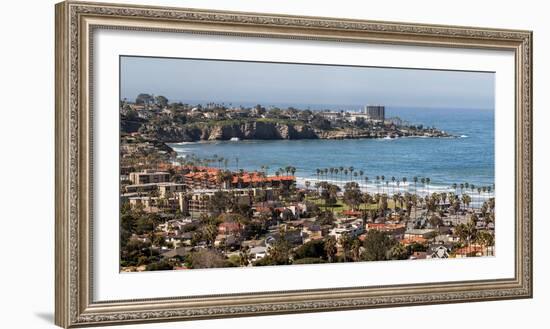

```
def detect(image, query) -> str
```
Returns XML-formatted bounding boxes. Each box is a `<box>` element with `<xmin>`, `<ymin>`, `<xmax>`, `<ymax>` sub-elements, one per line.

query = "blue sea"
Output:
<box><xmin>170</xmin><ymin>107</ymin><xmax>494</xmax><ymax>203</ymax></box>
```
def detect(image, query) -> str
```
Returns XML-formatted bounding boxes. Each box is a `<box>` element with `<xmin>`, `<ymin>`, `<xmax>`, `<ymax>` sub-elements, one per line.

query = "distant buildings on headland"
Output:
<box><xmin>123</xmin><ymin>97</ymin><xmax>389</xmax><ymax>124</ymax></box>
<box><xmin>318</xmin><ymin>105</ymin><xmax>386</xmax><ymax>123</ymax></box>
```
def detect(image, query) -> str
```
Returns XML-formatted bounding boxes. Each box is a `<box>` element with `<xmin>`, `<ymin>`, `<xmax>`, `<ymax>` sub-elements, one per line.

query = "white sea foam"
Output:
<box><xmin>295</xmin><ymin>176</ymin><xmax>494</xmax><ymax>208</ymax></box>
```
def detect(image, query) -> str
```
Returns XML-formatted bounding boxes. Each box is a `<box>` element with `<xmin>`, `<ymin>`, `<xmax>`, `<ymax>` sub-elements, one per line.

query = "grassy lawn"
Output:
<box><xmin>304</xmin><ymin>196</ymin><xmax>398</xmax><ymax>214</ymax></box>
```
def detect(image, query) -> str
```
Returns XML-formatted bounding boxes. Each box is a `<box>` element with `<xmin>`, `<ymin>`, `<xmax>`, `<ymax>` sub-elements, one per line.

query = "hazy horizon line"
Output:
<box><xmin>122</xmin><ymin>95</ymin><xmax>494</xmax><ymax>112</ymax></box>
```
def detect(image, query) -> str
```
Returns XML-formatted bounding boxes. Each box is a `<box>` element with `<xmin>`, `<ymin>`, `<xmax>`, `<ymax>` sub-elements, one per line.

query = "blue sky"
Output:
<box><xmin>120</xmin><ymin>56</ymin><xmax>495</xmax><ymax>110</ymax></box>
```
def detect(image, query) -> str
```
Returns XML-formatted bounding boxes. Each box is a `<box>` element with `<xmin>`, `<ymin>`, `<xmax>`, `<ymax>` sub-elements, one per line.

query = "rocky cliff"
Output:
<box><xmin>125</xmin><ymin>119</ymin><xmax>452</xmax><ymax>143</ymax></box>
<box><xmin>137</xmin><ymin>121</ymin><xmax>320</xmax><ymax>142</ymax></box>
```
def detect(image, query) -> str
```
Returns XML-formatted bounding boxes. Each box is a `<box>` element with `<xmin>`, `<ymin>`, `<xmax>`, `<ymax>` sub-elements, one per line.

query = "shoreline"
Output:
<box><xmin>168</xmin><ymin>134</ymin><xmax>465</xmax><ymax>146</ymax></box>
<box><xmin>293</xmin><ymin>176</ymin><xmax>494</xmax><ymax>204</ymax></box>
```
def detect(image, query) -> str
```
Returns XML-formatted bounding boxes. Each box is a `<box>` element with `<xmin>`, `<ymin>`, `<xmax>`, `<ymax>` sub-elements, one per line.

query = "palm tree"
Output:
<box><xmin>413</xmin><ymin>176</ymin><xmax>418</xmax><ymax>195</ymax></box>
<box><xmin>470</xmin><ymin>184</ymin><xmax>476</xmax><ymax>199</ymax></box>
<box><xmin>373</xmin><ymin>193</ymin><xmax>381</xmax><ymax>210</ymax></box>
<box><xmin>391</xmin><ymin>176</ymin><xmax>396</xmax><ymax>194</ymax></box>
<box><xmin>477</xmin><ymin>187</ymin><xmax>482</xmax><ymax>209</ymax></box>
<box><xmin>476</xmin><ymin>231</ymin><xmax>494</xmax><ymax>256</ymax></box>
<box><xmin>376</xmin><ymin>176</ymin><xmax>380</xmax><ymax>194</ymax></box>
<box><xmin>364</xmin><ymin>176</ymin><xmax>369</xmax><ymax>194</ymax></box>
<box><xmin>285</xmin><ymin>166</ymin><xmax>291</xmax><ymax>176</ymax></box>
<box><xmin>363</xmin><ymin>192</ymin><xmax>372</xmax><ymax>212</ymax></box>
<box><xmin>461</xmin><ymin>194</ymin><xmax>472</xmax><ymax>210</ymax></box>
<box><xmin>324</xmin><ymin>236</ymin><xmax>337</xmax><ymax>263</ymax></box>
<box><xmin>402</xmin><ymin>177</ymin><xmax>407</xmax><ymax>193</ymax></box>
<box><xmin>351</xmin><ymin>239</ymin><xmax>362</xmax><ymax>261</ymax></box>
<box><xmin>425</xmin><ymin>177</ymin><xmax>431</xmax><ymax>195</ymax></box>
<box><xmin>460</xmin><ymin>183</ymin><xmax>465</xmax><ymax>196</ymax></box>
<box><xmin>339</xmin><ymin>233</ymin><xmax>351</xmax><ymax>262</ymax></box>
<box><xmin>411</xmin><ymin>194</ymin><xmax>418</xmax><ymax>219</ymax></box>
<box><xmin>392</xmin><ymin>193</ymin><xmax>400</xmax><ymax>210</ymax></box>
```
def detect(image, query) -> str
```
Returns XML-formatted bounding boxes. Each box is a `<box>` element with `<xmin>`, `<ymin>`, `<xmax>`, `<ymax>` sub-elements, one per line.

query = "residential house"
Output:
<box><xmin>250</xmin><ymin>246</ymin><xmax>268</xmax><ymax>260</ymax></box>
<box><xmin>404</xmin><ymin>228</ymin><xmax>436</xmax><ymax>240</ymax></box>
<box><xmin>427</xmin><ymin>244</ymin><xmax>451</xmax><ymax>259</ymax></box>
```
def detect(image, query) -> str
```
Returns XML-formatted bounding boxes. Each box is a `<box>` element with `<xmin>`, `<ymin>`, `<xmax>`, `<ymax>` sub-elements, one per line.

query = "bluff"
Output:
<box><xmin>137</xmin><ymin>121</ymin><xmax>319</xmax><ymax>142</ymax></box>
<box><xmin>123</xmin><ymin>119</ymin><xmax>452</xmax><ymax>143</ymax></box>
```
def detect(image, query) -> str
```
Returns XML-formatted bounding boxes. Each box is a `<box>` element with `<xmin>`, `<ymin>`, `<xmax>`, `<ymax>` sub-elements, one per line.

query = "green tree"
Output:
<box><xmin>208</xmin><ymin>191</ymin><xmax>232</xmax><ymax>215</ymax></box>
<box><xmin>266</xmin><ymin>230</ymin><xmax>292</xmax><ymax>265</ymax></box>
<box><xmin>146</xmin><ymin>260</ymin><xmax>173</xmax><ymax>271</ymax></box>
<box><xmin>362</xmin><ymin>230</ymin><xmax>395</xmax><ymax>261</ymax></box>
<box><xmin>428</xmin><ymin>214</ymin><xmax>443</xmax><ymax>228</ymax></box>
<box><xmin>351</xmin><ymin>238</ymin><xmax>362</xmax><ymax>261</ymax></box>
<box><xmin>476</xmin><ymin>231</ymin><xmax>495</xmax><ymax>256</ymax></box>
<box><xmin>320</xmin><ymin>182</ymin><xmax>340</xmax><ymax>211</ymax></box>
<box><xmin>324</xmin><ymin>236</ymin><xmax>337</xmax><ymax>263</ymax></box>
<box><xmin>293</xmin><ymin>239</ymin><xmax>326</xmax><ymax>260</ymax></box>
<box><xmin>388</xmin><ymin>243</ymin><xmax>409</xmax><ymax>260</ymax></box>
<box><xmin>316</xmin><ymin>210</ymin><xmax>335</xmax><ymax>226</ymax></box>
<box><xmin>135</xmin><ymin>93</ymin><xmax>152</xmax><ymax>105</ymax></box>
<box><xmin>339</xmin><ymin>233</ymin><xmax>352</xmax><ymax>262</ymax></box>
<box><xmin>239</xmin><ymin>246</ymin><xmax>251</xmax><ymax>267</ymax></box>
<box><xmin>187</xmin><ymin>249</ymin><xmax>227</xmax><ymax>269</ymax></box>
<box><xmin>155</xmin><ymin>95</ymin><xmax>169</xmax><ymax>107</ymax></box>
<box><xmin>343</xmin><ymin>182</ymin><xmax>363</xmax><ymax>210</ymax></box>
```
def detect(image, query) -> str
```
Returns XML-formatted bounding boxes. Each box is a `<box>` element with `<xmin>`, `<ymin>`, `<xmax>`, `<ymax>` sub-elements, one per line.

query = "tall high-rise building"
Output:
<box><xmin>364</xmin><ymin>105</ymin><xmax>385</xmax><ymax>121</ymax></box>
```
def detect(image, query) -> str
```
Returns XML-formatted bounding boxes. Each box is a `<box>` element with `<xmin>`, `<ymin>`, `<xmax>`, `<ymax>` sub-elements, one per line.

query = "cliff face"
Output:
<box><xmin>141</xmin><ymin>121</ymin><xmax>319</xmax><ymax>142</ymax></box>
<box><xmin>131</xmin><ymin>120</ymin><xmax>452</xmax><ymax>143</ymax></box>
<box><xmin>202</xmin><ymin>121</ymin><xmax>319</xmax><ymax>140</ymax></box>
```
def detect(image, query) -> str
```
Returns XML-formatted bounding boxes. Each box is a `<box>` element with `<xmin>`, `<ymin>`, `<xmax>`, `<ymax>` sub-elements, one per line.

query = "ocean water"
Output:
<box><xmin>169</xmin><ymin>107</ymin><xmax>494</xmax><ymax>202</ymax></box>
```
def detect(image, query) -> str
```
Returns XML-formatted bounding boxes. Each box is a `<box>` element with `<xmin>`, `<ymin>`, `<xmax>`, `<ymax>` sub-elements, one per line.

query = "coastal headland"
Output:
<box><xmin>121</xmin><ymin>100</ymin><xmax>453</xmax><ymax>143</ymax></box>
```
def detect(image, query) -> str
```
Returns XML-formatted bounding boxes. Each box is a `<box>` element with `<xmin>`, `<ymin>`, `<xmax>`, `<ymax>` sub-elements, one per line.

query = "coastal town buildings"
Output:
<box><xmin>364</xmin><ymin>105</ymin><xmax>385</xmax><ymax>121</ymax></box>
<box><xmin>118</xmin><ymin>99</ymin><xmax>495</xmax><ymax>272</ymax></box>
<box><xmin>129</xmin><ymin>170</ymin><xmax>170</xmax><ymax>185</ymax></box>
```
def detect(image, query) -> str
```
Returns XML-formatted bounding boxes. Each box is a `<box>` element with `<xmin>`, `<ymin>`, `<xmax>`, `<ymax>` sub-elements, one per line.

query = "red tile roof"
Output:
<box><xmin>366</xmin><ymin>223</ymin><xmax>405</xmax><ymax>231</ymax></box>
<box><xmin>180</xmin><ymin>166</ymin><xmax>295</xmax><ymax>185</ymax></box>
<box><xmin>454</xmin><ymin>245</ymin><xmax>484</xmax><ymax>255</ymax></box>
<box><xmin>218</xmin><ymin>221</ymin><xmax>242</xmax><ymax>233</ymax></box>
<box><xmin>231</xmin><ymin>173</ymin><xmax>295</xmax><ymax>184</ymax></box>
<box><xmin>342</xmin><ymin>210</ymin><xmax>362</xmax><ymax>216</ymax></box>
<box><xmin>400</xmin><ymin>237</ymin><xmax>428</xmax><ymax>245</ymax></box>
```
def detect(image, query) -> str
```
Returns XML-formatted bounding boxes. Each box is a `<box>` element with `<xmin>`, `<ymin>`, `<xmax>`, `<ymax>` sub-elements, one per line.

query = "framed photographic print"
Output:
<box><xmin>55</xmin><ymin>1</ymin><xmax>533</xmax><ymax>327</ymax></box>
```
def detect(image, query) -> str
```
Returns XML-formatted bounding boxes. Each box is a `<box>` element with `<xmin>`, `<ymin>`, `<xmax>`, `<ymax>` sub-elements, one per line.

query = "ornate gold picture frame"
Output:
<box><xmin>55</xmin><ymin>1</ymin><xmax>532</xmax><ymax>327</ymax></box>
